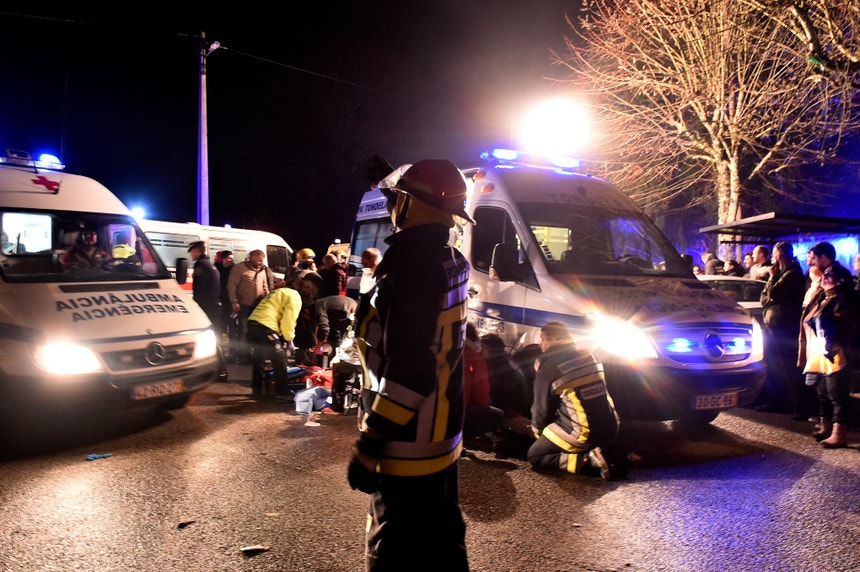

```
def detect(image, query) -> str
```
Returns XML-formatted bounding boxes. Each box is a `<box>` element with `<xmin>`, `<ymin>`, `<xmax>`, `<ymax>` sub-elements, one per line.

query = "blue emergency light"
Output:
<box><xmin>0</xmin><ymin>149</ymin><xmax>65</xmax><ymax>170</ymax></box>
<box><xmin>481</xmin><ymin>148</ymin><xmax>581</xmax><ymax>173</ymax></box>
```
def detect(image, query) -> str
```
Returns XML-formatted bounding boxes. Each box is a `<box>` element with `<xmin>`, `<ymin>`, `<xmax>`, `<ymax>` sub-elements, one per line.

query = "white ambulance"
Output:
<box><xmin>351</xmin><ymin>149</ymin><xmax>766</xmax><ymax>423</ymax></box>
<box><xmin>138</xmin><ymin>219</ymin><xmax>292</xmax><ymax>287</ymax></box>
<box><xmin>0</xmin><ymin>151</ymin><xmax>218</xmax><ymax>417</ymax></box>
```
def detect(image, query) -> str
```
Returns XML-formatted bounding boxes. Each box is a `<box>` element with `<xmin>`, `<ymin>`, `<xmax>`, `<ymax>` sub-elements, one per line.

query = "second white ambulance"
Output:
<box><xmin>350</xmin><ymin>149</ymin><xmax>766</xmax><ymax>423</ymax></box>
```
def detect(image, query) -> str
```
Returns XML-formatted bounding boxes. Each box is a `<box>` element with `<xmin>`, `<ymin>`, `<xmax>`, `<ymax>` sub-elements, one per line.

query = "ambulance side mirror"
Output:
<box><xmin>489</xmin><ymin>242</ymin><xmax>519</xmax><ymax>282</ymax></box>
<box><xmin>175</xmin><ymin>258</ymin><xmax>189</xmax><ymax>285</ymax></box>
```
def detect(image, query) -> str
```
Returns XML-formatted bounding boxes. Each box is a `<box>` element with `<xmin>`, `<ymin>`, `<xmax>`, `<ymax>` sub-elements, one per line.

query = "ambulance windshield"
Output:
<box><xmin>523</xmin><ymin>203</ymin><xmax>691</xmax><ymax>277</ymax></box>
<box><xmin>0</xmin><ymin>210</ymin><xmax>171</xmax><ymax>283</ymax></box>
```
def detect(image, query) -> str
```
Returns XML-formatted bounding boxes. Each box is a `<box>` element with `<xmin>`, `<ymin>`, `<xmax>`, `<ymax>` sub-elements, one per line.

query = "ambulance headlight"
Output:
<box><xmin>588</xmin><ymin>314</ymin><xmax>658</xmax><ymax>359</ymax></box>
<box><xmin>33</xmin><ymin>343</ymin><xmax>103</xmax><ymax>375</ymax></box>
<box><xmin>751</xmin><ymin>320</ymin><xmax>764</xmax><ymax>362</ymax></box>
<box><xmin>193</xmin><ymin>329</ymin><xmax>218</xmax><ymax>360</ymax></box>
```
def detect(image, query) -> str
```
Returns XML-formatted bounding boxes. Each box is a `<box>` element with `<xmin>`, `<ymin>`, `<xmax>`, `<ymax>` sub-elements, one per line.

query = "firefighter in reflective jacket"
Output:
<box><xmin>527</xmin><ymin>321</ymin><xmax>622</xmax><ymax>480</ymax></box>
<box><xmin>347</xmin><ymin>158</ymin><xmax>473</xmax><ymax>571</ymax></box>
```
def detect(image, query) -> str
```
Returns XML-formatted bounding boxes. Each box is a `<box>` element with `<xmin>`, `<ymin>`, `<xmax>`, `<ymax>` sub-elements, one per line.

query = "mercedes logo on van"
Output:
<box><xmin>702</xmin><ymin>332</ymin><xmax>725</xmax><ymax>361</ymax></box>
<box><xmin>144</xmin><ymin>342</ymin><xmax>167</xmax><ymax>366</ymax></box>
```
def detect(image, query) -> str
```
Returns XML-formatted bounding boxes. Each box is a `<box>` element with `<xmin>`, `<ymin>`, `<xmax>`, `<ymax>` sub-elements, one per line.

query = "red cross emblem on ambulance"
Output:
<box><xmin>31</xmin><ymin>175</ymin><xmax>61</xmax><ymax>192</ymax></box>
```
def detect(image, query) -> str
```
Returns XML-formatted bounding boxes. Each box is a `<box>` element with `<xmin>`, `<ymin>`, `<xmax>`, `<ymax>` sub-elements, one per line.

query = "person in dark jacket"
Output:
<box><xmin>757</xmin><ymin>241</ymin><xmax>808</xmax><ymax>416</ymax></box>
<box><xmin>312</xmin><ymin>295</ymin><xmax>357</xmax><ymax>350</ymax></box>
<box><xmin>347</xmin><ymin>158</ymin><xmax>472</xmax><ymax>571</ymax></box>
<box><xmin>318</xmin><ymin>253</ymin><xmax>348</xmax><ymax>297</ymax></box>
<box><xmin>702</xmin><ymin>250</ymin><xmax>724</xmax><ymax>275</ymax></box>
<box><xmin>799</xmin><ymin>242</ymin><xmax>857</xmax><ymax>448</ymax></box>
<box><xmin>214</xmin><ymin>250</ymin><xmax>236</xmax><ymax>357</ymax></box>
<box><xmin>527</xmin><ymin>321</ymin><xmax>623</xmax><ymax>481</ymax></box>
<box><xmin>724</xmin><ymin>258</ymin><xmax>745</xmax><ymax>277</ymax></box>
<box><xmin>188</xmin><ymin>241</ymin><xmax>220</xmax><ymax>325</ymax></box>
<box><xmin>311</xmin><ymin>294</ymin><xmax>358</xmax><ymax>412</ymax></box>
<box><xmin>480</xmin><ymin>333</ymin><xmax>530</xmax><ymax>423</ymax></box>
<box><xmin>189</xmin><ymin>241</ymin><xmax>227</xmax><ymax>379</ymax></box>
<box><xmin>480</xmin><ymin>333</ymin><xmax>534</xmax><ymax>459</ymax></box>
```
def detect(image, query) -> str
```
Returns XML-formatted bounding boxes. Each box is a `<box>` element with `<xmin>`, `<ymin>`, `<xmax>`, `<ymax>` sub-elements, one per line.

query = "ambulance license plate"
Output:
<box><xmin>692</xmin><ymin>392</ymin><xmax>738</xmax><ymax>410</ymax></box>
<box><xmin>132</xmin><ymin>379</ymin><xmax>184</xmax><ymax>400</ymax></box>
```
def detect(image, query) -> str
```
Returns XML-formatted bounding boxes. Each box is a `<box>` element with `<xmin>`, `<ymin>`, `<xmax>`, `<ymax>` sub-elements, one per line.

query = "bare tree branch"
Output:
<box><xmin>552</xmin><ymin>0</ymin><xmax>860</xmax><ymax>233</ymax></box>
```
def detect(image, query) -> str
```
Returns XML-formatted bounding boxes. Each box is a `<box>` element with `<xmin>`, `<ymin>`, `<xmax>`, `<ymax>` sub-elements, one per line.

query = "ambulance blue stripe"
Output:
<box><xmin>469</xmin><ymin>301</ymin><xmax>586</xmax><ymax>330</ymax></box>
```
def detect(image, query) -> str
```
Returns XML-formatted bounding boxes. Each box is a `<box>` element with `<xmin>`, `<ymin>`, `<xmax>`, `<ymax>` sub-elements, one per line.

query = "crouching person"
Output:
<box><xmin>246</xmin><ymin>286</ymin><xmax>302</xmax><ymax>396</ymax></box>
<box><xmin>527</xmin><ymin>321</ymin><xmax>625</xmax><ymax>481</ymax></box>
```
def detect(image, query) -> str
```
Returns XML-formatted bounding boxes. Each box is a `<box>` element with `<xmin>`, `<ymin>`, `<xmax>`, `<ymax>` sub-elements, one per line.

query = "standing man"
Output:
<box><xmin>746</xmin><ymin>245</ymin><xmax>772</xmax><ymax>280</ymax></box>
<box><xmin>187</xmin><ymin>241</ymin><xmax>220</xmax><ymax>326</ymax></box>
<box><xmin>227</xmin><ymin>250</ymin><xmax>274</xmax><ymax>363</ymax></box>
<box><xmin>758</xmin><ymin>241</ymin><xmax>807</xmax><ymax>416</ymax></box>
<box><xmin>527</xmin><ymin>322</ymin><xmax>622</xmax><ymax>481</ymax></box>
<box><xmin>347</xmin><ymin>159</ymin><xmax>473</xmax><ymax>571</ymax></box>
<box><xmin>214</xmin><ymin>250</ymin><xmax>236</xmax><ymax>358</ymax></box>
<box><xmin>702</xmin><ymin>250</ymin><xmax>724</xmax><ymax>275</ymax></box>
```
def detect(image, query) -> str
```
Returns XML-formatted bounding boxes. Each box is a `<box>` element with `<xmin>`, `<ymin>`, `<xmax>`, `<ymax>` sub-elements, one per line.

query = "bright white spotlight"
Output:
<box><xmin>519</xmin><ymin>98</ymin><xmax>591</xmax><ymax>156</ymax></box>
<box><xmin>130</xmin><ymin>207</ymin><xmax>146</xmax><ymax>220</ymax></box>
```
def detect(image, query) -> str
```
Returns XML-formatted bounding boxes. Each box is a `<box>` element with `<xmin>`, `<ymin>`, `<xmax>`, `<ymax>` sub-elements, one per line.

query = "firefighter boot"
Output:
<box><xmin>821</xmin><ymin>423</ymin><xmax>848</xmax><ymax>449</ymax></box>
<box><xmin>812</xmin><ymin>418</ymin><xmax>833</xmax><ymax>442</ymax></box>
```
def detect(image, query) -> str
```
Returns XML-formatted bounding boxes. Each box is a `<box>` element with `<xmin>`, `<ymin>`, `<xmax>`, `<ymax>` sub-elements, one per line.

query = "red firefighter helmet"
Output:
<box><xmin>390</xmin><ymin>159</ymin><xmax>474</xmax><ymax>224</ymax></box>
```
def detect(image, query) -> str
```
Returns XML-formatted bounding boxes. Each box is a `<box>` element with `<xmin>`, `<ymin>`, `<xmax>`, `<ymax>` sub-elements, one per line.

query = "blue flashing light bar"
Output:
<box><xmin>0</xmin><ymin>149</ymin><xmax>65</xmax><ymax>170</ymax></box>
<box><xmin>481</xmin><ymin>148</ymin><xmax>581</xmax><ymax>172</ymax></box>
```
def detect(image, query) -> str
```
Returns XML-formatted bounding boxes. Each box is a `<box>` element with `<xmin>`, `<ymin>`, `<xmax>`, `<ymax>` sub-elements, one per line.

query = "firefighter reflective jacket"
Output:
<box><xmin>354</xmin><ymin>224</ymin><xmax>470</xmax><ymax>477</ymax></box>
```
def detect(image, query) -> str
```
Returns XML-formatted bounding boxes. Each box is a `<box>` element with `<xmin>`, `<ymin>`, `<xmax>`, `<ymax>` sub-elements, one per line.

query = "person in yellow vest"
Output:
<box><xmin>111</xmin><ymin>231</ymin><xmax>135</xmax><ymax>259</ymax></box>
<box><xmin>246</xmin><ymin>286</ymin><xmax>301</xmax><ymax>396</ymax></box>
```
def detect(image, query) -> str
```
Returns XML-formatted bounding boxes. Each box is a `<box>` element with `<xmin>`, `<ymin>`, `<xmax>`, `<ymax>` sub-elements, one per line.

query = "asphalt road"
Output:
<box><xmin>1</xmin><ymin>363</ymin><xmax>858</xmax><ymax>572</ymax></box>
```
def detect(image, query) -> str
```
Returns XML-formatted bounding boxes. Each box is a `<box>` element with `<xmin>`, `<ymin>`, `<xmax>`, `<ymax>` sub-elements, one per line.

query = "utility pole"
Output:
<box><xmin>197</xmin><ymin>32</ymin><xmax>220</xmax><ymax>226</ymax></box>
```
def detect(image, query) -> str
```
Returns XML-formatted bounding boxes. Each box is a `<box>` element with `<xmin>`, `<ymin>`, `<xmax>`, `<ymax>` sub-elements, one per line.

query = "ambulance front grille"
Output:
<box><xmin>652</xmin><ymin>324</ymin><xmax>753</xmax><ymax>364</ymax></box>
<box><xmin>101</xmin><ymin>342</ymin><xmax>195</xmax><ymax>371</ymax></box>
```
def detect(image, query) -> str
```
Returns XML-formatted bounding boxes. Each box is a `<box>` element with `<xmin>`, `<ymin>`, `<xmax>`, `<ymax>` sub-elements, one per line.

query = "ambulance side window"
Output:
<box><xmin>471</xmin><ymin>207</ymin><xmax>536</xmax><ymax>288</ymax></box>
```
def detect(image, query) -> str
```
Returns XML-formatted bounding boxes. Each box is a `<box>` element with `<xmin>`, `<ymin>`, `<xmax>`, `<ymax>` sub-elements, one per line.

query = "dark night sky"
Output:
<box><xmin>0</xmin><ymin>2</ymin><xmax>577</xmax><ymax>254</ymax></box>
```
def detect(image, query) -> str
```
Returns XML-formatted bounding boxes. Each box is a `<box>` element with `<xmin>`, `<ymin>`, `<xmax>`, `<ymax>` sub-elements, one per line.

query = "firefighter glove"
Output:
<box><xmin>347</xmin><ymin>437</ymin><xmax>384</xmax><ymax>494</ymax></box>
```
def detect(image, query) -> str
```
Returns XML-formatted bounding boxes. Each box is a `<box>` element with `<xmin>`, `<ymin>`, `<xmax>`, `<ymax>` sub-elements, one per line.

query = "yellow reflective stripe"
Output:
<box><xmin>554</xmin><ymin>371</ymin><xmax>605</xmax><ymax>393</ymax></box>
<box><xmin>543</xmin><ymin>426</ymin><xmax>574</xmax><ymax>452</ymax></box>
<box><xmin>432</xmin><ymin>303</ymin><xmax>464</xmax><ymax>441</ymax></box>
<box><xmin>565</xmin><ymin>453</ymin><xmax>579</xmax><ymax>474</ymax></box>
<box><xmin>377</xmin><ymin>377</ymin><xmax>425</xmax><ymax>410</ymax></box>
<box><xmin>371</xmin><ymin>393</ymin><xmax>414</xmax><ymax>426</ymax></box>
<box><xmin>543</xmin><ymin>425</ymin><xmax>585</xmax><ymax>453</ymax></box>
<box><xmin>561</xmin><ymin>388</ymin><xmax>590</xmax><ymax>442</ymax></box>
<box><xmin>378</xmin><ymin>442</ymin><xmax>462</xmax><ymax>476</ymax></box>
<box><xmin>384</xmin><ymin>434</ymin><xmax>462</xmax><ymax>458</ymax></box>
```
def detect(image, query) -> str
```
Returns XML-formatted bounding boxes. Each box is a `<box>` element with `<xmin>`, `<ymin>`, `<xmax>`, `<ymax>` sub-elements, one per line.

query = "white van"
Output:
<box><xmin>0</xmin><ymin>151</ymin><xmax>218</xmax><ymax>416</ymax></box>
<box><xmin>139</xmin><ymin>219</ymin><xmax>292</xmax><ymax>286</ymax></box>
<box><xmin>344</xmin><ymin>187</ymin><xmax>393</xmax><ymax>298</ymax></box>
<box><xmin>351</xmin><ymin>149</ymin><xmax>766</xmax><ymax>423</ymax></box>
